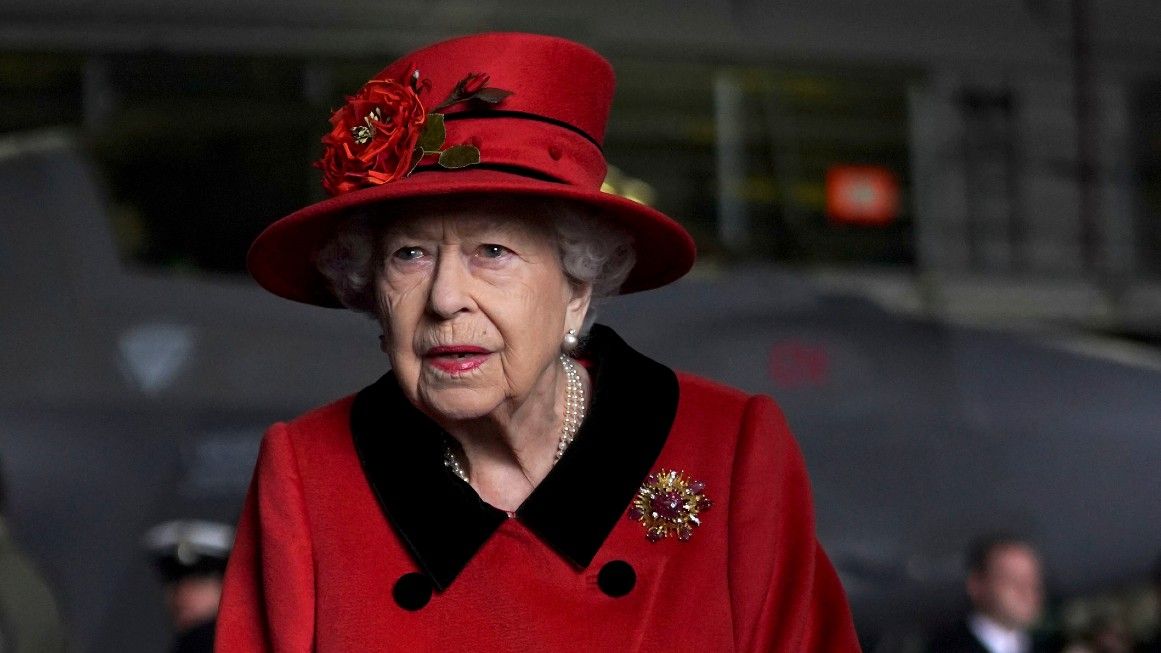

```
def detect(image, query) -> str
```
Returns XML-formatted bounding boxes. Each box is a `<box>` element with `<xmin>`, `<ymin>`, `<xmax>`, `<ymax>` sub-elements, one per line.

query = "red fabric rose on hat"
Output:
<box><xmin>315</xmin><ymin>68</ymin><xmax>513</xmax><ymax>195</ymax></box>
<box><xmin>316</xmin><ymin>74</ymin><xmax>428</xmax><ymax>196</ymax></box>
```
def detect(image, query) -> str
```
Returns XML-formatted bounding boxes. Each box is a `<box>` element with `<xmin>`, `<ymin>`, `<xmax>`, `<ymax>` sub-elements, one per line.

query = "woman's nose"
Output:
<box><xmin>427</xmin><ymin>250</ymin><xmax>473</xmax><ymax>318</ymax></box>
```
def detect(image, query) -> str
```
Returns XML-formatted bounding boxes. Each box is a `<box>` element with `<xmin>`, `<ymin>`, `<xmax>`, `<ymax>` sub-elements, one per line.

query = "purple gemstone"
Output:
<box><xmin>627</xmin><ymin>507</ymin><xmax>643</xmax><ymax>520</ymax></box>
<box><xmin>645</xmin><ymin>473</ymin><xmax>658</xmax><ymax>485</ymax></box>
<box><xmin>699</xmin><ymin>497</ymin><xmax>712</xmax><ymax>510</ymax></box>
<box><xmin>677</xmin><ymin>526</ymin><xmax>693</xmax><ymax>541</ymax></box>
<box><xmin>690</xmin><ymin>480</ymin><xmax>705</xmax><ymax>493</ymax></box>
<box><xmin>647</xmin><ymin>529</ymin><xmax>664</xmax><ymax>542</ymax></box>
<box><xmin>650</xmin><ymin>490</ymin><xmax>685</xmax><ymax>521</ymax></box>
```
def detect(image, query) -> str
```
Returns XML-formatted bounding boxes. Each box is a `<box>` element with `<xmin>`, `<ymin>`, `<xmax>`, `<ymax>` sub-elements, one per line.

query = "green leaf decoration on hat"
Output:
<box><xmin>473</xmin><ymin>88</ymin><xmax>514</xmax><ymax>104</ymax></box>
<box><xmin>438</xmin><ymin>144</ymin><xmax>481</xmax><ymax>169</ymax></box>
<box><xmin>417</xmin><ymin>113</ymin><xmax>446</xmax><ymax>153</ymax></box>
<box><xmin>409</xmin><ymin>72</ymin><xmax>510</xmax><ymax>173</ymax></box>
<box><xmin>407</xmin><ymin>146</ymin><xmax>424</xmax><ymax>176</ymax></box>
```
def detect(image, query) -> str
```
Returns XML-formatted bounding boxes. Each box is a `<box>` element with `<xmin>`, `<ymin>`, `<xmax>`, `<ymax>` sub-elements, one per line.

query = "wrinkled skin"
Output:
<box><xmin>373</xmin><ymin>197</ymin><xmax>592</xmax><ymax>511</ymax></box>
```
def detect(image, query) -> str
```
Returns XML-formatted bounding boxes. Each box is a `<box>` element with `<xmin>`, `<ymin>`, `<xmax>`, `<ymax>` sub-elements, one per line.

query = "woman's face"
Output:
<box><xmin>374</xmin><ymin>199</ymin><xmax>591</xmax><ymax>423</ymax></box>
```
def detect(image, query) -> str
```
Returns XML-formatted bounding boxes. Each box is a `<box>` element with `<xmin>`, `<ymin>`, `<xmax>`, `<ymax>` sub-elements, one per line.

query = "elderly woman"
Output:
<box><xmin>217</xmin><ymin>32</ymin><xmax>858</xmax><ymax>651</ymax></box>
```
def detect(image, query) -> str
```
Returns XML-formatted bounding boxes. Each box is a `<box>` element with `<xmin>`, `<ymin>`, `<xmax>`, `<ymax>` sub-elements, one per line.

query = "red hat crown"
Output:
<box><xmin>318</xmin><ymin>33</ymin><xmax>614</xmax><ymax>196</ymax></box>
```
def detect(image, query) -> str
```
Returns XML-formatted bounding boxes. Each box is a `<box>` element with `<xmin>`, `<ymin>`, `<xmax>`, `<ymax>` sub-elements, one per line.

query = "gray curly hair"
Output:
<box><xmin>315</xmin><ymin>197</ymin><xmax>636</xmax><ymax>331</ymax></box>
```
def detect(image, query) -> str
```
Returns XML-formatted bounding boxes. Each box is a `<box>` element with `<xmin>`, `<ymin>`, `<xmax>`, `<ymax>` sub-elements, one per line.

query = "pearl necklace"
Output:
<box><xmin>443</xmin><ymin>354</ymin><xmax>586</xmax><ymax>483</ymax></box>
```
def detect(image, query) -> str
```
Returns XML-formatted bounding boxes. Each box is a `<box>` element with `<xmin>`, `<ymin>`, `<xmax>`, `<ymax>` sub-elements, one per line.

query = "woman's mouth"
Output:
<box><xmin>423</xmin><ymin>345</ymin><xmax>491</xmax><ymax>374</ymax></box>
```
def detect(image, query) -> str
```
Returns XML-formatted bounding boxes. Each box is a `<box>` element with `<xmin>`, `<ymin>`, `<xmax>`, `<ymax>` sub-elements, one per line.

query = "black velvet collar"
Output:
<box><xmin>350</xmin><ymin>324</ymin><xmax>679</xmax><ymax>591</ymax></box>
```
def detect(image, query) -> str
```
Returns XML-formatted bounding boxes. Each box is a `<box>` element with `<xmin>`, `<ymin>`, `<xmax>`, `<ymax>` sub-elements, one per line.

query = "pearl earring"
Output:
<box><xmin>562</xmin><ymin>329</ymin><xmax>579</xmax><ymax>354</ymax></box>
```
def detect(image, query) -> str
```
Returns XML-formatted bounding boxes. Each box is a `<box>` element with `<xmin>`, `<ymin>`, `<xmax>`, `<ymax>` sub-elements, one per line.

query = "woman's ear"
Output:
<box><xmin>565</xmin><ymin>281</ymin><xmax>593</xmax><ymax>332</ymax></box>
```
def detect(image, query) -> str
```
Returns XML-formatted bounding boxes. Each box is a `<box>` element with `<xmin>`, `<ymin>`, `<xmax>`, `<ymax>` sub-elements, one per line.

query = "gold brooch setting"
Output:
<box><xmin>627</xmin><ymin>469</ymin><xmax>711</xmax><ymax>542</ymax></box>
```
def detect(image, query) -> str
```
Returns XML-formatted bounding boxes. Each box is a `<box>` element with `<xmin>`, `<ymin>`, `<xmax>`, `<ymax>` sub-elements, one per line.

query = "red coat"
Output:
<box><xmin>216</xmin><ymin>325</ymin><xmax>859</xmax><ymax>651</ymax></box>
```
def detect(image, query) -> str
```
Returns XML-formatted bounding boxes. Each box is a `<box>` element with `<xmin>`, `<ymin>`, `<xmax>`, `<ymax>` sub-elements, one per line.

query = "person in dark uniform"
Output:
<box><xmin>928</xmin><ymin>534</ymin><xmax>1047</xmax><ymax>653</ymax></box>
<box><xmin>143</xmin><ymin>520</ymin><xmax>232</xmax><ymax>653</ymax></box>
<box><xmin>215</xmin><ymin>32</ymin><xmax>859</xmax><ymax>651</ymax></box>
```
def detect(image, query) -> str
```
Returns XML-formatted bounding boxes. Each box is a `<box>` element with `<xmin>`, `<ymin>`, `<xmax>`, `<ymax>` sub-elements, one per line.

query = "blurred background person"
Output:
<box><xmin>142</xmin><ymin>520</ymin><xmax>232</xmax><ymax>653</ymax></box>
<box><xmin>0</xmin><ymin>457</ymin><xmax>67</xmax><ymax>653</ymax></box>
<box><xmin>927</xmin><ymin>534</ymin><xmax>1047</xmax><ymax>653</ymax></box>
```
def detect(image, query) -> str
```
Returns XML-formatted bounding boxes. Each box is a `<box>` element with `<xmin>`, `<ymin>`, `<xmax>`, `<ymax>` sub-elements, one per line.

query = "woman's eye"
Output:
<box><xmin>478</xmin><ymin>244</ymin><xmax>511</xmax><ymax>259</ymax></box>
<box><xmin>392</xmin><ymin>246</ymin><xmax>425</xmax><ymax>261</ymax></box>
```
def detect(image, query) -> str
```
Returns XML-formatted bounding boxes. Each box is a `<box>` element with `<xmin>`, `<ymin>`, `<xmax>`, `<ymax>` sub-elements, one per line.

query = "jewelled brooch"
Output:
<box><xmin>627</xmin><ymin>469</ymin><xmax>711</xmax><ymax>542</ymax></box>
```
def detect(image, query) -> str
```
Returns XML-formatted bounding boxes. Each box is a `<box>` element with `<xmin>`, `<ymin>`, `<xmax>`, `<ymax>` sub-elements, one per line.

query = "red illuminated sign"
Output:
<box><xmin>825</xmin><ymin>165</ymin><xmax>899</xmax><ymax>226</ymax></box>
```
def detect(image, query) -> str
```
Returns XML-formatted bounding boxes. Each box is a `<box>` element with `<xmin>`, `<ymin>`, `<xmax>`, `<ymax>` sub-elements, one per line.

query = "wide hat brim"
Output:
<box><xmin>248</xmin><ymin>167</ymin><xmax>697</xmax><ymax>308</ymax></box>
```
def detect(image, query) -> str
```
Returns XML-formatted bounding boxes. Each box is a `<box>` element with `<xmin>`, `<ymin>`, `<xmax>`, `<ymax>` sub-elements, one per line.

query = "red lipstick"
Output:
<box><xmin>424</xmin><ymin>345</ymin><xmax>491</xmax><ymax>374</ymax></box>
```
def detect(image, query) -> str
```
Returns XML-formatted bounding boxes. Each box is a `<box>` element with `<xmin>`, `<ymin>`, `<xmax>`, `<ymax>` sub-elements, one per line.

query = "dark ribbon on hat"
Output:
<box><xmin>443</xmin><ymin>109</ymin><xmax>603</xmax><ymax>150</ymax></box>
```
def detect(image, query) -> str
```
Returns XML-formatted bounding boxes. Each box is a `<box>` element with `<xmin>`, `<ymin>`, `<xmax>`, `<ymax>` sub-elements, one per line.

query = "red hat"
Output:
<box><xmin>247</xmin><ymin>32</ymin><xmax>696</xmax><ymax>308</ymax></box>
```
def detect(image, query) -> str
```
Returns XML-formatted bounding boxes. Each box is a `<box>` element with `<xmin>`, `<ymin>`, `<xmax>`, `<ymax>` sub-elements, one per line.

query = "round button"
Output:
<box><xmin>548</xmin><ymin>144</ymin><xmax>563</xmax><ymax>161</ymax></box>
<box><xmin>393</xmin><ymin>572</ymin><xmax>433</xmax><ymax>611</ymax></box>
<box><xmin>597</xmin><ymin>560</ymin><xmax>636</xmax><ymax>598</ymax></box>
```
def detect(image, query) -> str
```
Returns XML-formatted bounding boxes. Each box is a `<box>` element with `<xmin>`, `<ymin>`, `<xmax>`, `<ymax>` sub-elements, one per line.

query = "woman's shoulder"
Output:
<box><xmin>674</xmin><ymin>371</ymin><xmax>783</xmax><ymax>413</ymax></box>
<box><xmin>674</xmin><ymin>371</ymin><xmax>750</xmax><ymax>402</ymax></box>
<box><xmin>665</xmin><ymin>372</ymin><xmax>803</xmax><ymax>492</ymax></box>
<box><xmin>671</xmin><ymin>371</ymin><xmax>790</xmax><ymax>435</ymax></box>
<box><xmin>255</xmin><ymin>393</ymin><xmax>363</xmax><ymax>473</ymax></box>
<box><xmin>275</xmin><ymin>393</ymin><xmax>359</xmax><ymax>440</ymax></box>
